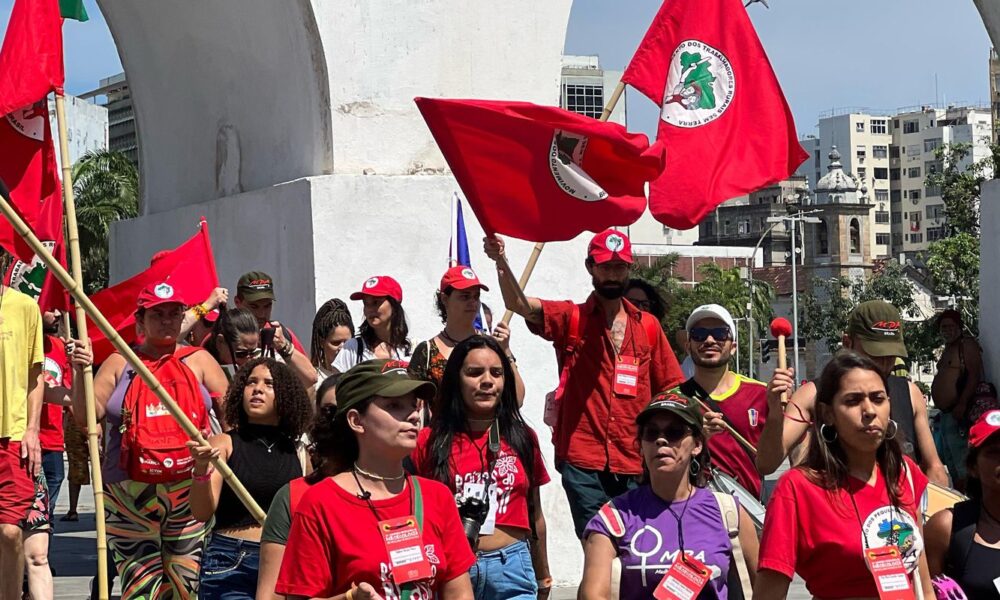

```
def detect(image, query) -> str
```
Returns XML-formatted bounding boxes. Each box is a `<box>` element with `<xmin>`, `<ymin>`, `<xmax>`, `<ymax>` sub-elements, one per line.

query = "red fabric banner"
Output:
<box><xmin>623</xmin><ymin>0</ymin><xmax>808</xmax><ymax>229</ymax></box>
<box><xmin>416</xmin><ymin>97</ymin><xmax>664</xmax><ymax>242</ymax></box>
<box><xmin>0</xmin><ymin>0</ymin><xmax>64</xmax><ymax>117</ymax></box>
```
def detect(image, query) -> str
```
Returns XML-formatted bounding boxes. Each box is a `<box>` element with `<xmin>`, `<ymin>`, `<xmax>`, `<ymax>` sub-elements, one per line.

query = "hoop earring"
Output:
<box><xmin>690</xmin><ymin>457</ymin><xmax>701</xmax><ymax>477</ymax></box>
<box><xmin>820</xmin><ymin>424</ymin><xmax>838</xmax><ymax>443</ymax></box>
<box><xmin>884</xmin><ymin>420</ymin><xmax>898</xmax><ymax>441</ymax></box>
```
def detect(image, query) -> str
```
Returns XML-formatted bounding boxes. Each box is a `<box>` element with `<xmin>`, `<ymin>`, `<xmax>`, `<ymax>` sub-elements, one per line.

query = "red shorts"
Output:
<box><xmin>0</xmin><ymin>439</ymin><xmax>34</xmax><ymax>526</ymax></box>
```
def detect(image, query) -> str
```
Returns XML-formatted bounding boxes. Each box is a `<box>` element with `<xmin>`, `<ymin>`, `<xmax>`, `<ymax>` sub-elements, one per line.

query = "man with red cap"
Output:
<box><xmin>484</xmin><ymin>230</ymin><xmax>684</xmax><ymax>538</ymax></box>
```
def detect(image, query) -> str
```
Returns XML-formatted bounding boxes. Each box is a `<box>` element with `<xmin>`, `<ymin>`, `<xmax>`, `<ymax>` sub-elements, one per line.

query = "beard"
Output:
<box><xmin>691</xmin><ymin>350</ymin><xmax>732</xmax><ymax>368</ymax></box>
<box><xmin>593</xmin><ymin>278</ymin><xmax>625</xmax><ymax>300</ymax></box>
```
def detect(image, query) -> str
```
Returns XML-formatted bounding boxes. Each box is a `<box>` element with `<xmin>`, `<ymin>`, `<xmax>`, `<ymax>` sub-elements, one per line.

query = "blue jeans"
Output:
<box><xmin>469</xmin><ymin>539</ymin><xmax>536</xmax><ymax>600</ymax></box>
<box><xmin>41</xmin><ymin>450</ymin><xmax>64</xmax><ymax>522</ymax></box>
<box><xmin>198</xmin><ymin>534</ymin><xmax>261</xmax><ymax>600</ymax></box>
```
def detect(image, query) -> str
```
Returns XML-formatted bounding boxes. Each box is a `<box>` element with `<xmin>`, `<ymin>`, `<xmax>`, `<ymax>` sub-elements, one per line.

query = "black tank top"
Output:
<box><xmin>887</xmin><ymin>376</ymin><xmax>921</xmax><ymax>463</ymax></box>
<box><xmin>947</xmin><ymin>500</ymin><xmax>1000</xmax><ymax>599</ymax></box>
<box><xmin>215</xmin><ymin>424</ymin><xmax>302</xmax><ymax>530</ymax></box>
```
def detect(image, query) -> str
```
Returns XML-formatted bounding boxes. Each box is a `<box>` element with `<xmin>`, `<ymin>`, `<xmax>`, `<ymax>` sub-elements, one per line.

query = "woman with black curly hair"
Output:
<box><xmin>186</xmin><ymin>357</ymin><xmax>312</xmax><ymax>600</ymax></box>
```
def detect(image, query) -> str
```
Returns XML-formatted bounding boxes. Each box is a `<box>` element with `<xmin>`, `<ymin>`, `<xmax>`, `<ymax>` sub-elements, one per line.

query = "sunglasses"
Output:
<box><xmin>689</xmin><ymin>326</ymin><xmax>732</xmax><ymax>343</ymax></box>
<box><xmin>640</xmin><ymin>423</ymin><xmax>692</xmax><ymax>444</ymax></box>
<box><xmin>233</xmin><ymin>348</ymin><xmax>261</xmax><ymax>360</ymax></box>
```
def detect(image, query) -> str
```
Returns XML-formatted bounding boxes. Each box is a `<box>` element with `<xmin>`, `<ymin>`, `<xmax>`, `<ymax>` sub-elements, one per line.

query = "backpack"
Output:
<box><xmin>544</xmin><ymin>304</ymin><xmax>662</xmax><ymax>428</ymax></box>
<box><xmin>119</xmin><ymin>346</ymin><xmax>210</xmax><ymax>483</ymax></box>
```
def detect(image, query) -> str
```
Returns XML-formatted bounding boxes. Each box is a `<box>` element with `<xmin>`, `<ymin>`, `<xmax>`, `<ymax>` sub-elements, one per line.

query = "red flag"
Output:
<box><xmin>0</xmin><ymin>98</ymin><xmax>68</xmax><ymax>311</ymax></box>
<box><xmin>0</xmin><ymin>0</ymin><xmax>65</xmax><ymax>117</ymax></box>
<box><xmin>87</xmin><ymin>221</ymin><xmax>219</xmax><ymax>363</ymax></box>
<box><xmin>415</xmin><ymin>98</ymin><xmax>664</xmax><ymax>242</ymax></box>
<box><xmin>623</xmin><ymin>0</ymin><xmax>808</xmax><ymax>229</ymax></box>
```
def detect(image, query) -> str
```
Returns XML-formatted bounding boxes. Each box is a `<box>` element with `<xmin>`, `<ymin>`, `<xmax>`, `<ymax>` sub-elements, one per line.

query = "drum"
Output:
<box><xmin>708</xmin><ymin>468</ymin><xmax>765</xmax><ymax>534</ymax></box>
<box><xmin>924</xmin><ymin>482</ymin><xmax>966</xmax><ymax>521</ymax></box>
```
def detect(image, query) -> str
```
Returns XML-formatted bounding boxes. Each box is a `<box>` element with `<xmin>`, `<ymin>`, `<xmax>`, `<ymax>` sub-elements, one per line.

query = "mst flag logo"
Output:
<box><xmin>6</xmin><ymin>240</ymin><xmax>56</xmax><ymax>301</ymax></box>
<box><xmin>6</xmin><ymin>101</ymin><xmax>47</xmax><ymax>141</ymax></box>
<box><xmin>661</xmin><ymin>40</ymin><xmax>735</xmax><ymax>128</ymax></box>
<box><xmin>549</xmin><ymin>130</ymin><xmax>609</xmax><ymax>202</ymax></box>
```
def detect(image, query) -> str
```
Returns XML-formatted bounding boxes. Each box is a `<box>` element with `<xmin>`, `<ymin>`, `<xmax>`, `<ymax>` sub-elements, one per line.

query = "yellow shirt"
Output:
<box><xmin>0</xmin><ymin>288</ymin><xmax>44</xmax><ymax>441</ymax></box>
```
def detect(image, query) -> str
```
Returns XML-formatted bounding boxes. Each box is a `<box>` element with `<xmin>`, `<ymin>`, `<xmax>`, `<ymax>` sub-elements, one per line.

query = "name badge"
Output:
<box><xmin>864</xmin><ymin>546</ymin><xmax>915</xmax><ymax>600</ymax></box>
<box><xmin>653</xmin><ymin>554</ymin><xmax>711</xmax><ymax>600</ymax></box>
<box><xmin>613</xmin><ymin>356</ymin><xmax>639</xmax><ymax>397</ymax></box>
<box><xmin>380</xmin><ymin>515</ymin><xmax>433</xmax><ymax>585</ymax></box>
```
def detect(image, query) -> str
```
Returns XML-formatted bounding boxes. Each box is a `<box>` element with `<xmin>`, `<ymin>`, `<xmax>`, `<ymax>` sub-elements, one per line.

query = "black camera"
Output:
<box><xmin>456</xmin><ymin>495</ymin><xmax>490</xmax><ymax>550</ymax></box>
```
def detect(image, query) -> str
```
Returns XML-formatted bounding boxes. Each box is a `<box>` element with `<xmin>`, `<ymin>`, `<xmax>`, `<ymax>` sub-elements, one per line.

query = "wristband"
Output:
<box><xmin>346</xmin><ymin>587</ymin><xmax>356</xmax><ymax>600</ymax></box>
<box><xmin>506</xmin><ymin>354</ymin><xmax>517</xmax><ymax>364</ymax></box>
<box><xmin>192</xmin><ymin>466</ymin><xmax>214</xmax><ymax>482</ymax></box>
<box><xmin>278</xmin><ymin>342</ymin><xmax>294</xmax><ymax>360</ymax></box>
<box><xmin>191</xmin><ymin>303</ymin><xmax>211</xmax><ymax>319</ymax></box>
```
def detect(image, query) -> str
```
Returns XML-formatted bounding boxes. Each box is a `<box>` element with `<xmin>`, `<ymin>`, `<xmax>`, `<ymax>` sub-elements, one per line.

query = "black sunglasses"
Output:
<box><xmin>689</xmin><ymin>326</ymin><xmax>732</xmax><ymax>343</ymax></box>
<box><xmin>640</xmin><ymin>423</ymin><xmax>692</xmax><ymax>444</ymax></box>
<box><xmin>233</xmin><ymin>348</ymin><xmax>261</xmax><ymax>360</ymax></box>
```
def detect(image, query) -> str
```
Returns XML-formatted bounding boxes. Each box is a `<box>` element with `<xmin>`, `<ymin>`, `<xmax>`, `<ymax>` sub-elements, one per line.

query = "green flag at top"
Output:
<box><xmin>59</xmin><ymin>0</ymin><xmax>89</xmax><ymax>21</ymax></box>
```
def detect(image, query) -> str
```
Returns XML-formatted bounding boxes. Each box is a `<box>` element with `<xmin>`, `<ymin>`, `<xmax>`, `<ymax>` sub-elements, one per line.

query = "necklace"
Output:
<box><xmin>440</xmin><ymin>328</ymin><xmax>474</xmax><ymax>345</ymax></box>
<box><xmin>354</xmin><ymin>462</ymin><xmax>407</xmax><ymax>482</ymax></box>
<box><xmin>257</xmin><ymin>438</ymin><xmax>276</xmax><ymax>453</ymax></box>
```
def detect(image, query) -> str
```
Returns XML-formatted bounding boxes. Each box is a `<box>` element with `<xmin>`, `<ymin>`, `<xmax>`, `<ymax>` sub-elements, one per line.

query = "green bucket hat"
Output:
<box><xmin>636</xmin><ymin>387</ymin><xmax>704</xmax><ymax>432</ymax></box>
<box><xmin>335</xmin><ymin>359</ymin><xmax>436</xmax><ymax>416</ymax></box>
<box><xmin>847</xmin><ymin>300</ymin><xmax>908</xmax><ymax>358</ymax></box>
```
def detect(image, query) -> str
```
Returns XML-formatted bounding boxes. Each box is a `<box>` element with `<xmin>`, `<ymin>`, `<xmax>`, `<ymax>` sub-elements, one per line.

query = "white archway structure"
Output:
<box><xmin>105</xmin><ymin>0</ymin><xmax>600</xmax><ymax>583</ymax></box>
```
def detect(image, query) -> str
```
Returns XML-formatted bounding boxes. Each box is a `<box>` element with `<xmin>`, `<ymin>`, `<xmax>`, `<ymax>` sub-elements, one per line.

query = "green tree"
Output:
<box><xmin>925</xmin><ymin>142</ymin><xmax>993</xmax><ymax>236</ymax></box>
<box><xmin>925</xmin><ymin>232</ymin><xmax>980</xmax><ymax>334</ymax></box>
<box><xmin>71</xmin><ymin>150</ymin><xmax>139</xmax><ymax>293</ymax></box>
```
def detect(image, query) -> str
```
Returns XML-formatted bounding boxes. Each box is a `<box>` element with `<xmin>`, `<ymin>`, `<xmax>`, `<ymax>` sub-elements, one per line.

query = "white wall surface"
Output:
<box><xmin>48</xmin><ymin>95</ymin><xmax>108</xmax><ymax>174</ymax></box>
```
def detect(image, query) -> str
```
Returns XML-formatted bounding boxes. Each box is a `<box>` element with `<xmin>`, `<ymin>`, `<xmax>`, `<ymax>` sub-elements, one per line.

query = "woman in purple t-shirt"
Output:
<box><xmin>579</xmin><ymin>388</ymin><xmax>759</xmax><ymax>599</ymax></box>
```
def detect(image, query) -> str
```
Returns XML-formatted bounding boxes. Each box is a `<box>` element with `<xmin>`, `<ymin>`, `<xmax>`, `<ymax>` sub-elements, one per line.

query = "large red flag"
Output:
<box><xmin>623</xmin><ymin>0</ymin><xmax>808</xmax><ymax>229</ymax></box>
<box><xmin>0</xmin><ymin>98</ymin><xmax>68</xmax><ymax>311</ymax></box>
<box><xmin>87</xmin><ymin>221</ymin><xmax>219</xmax><ymax>363</ymax></box>
<box><xmin>415</xmin><ymin>98</ymin><xmax>665</xmax><ymax>242</ymax></box>
<box><xmin>0</xmin><ymin>0</ymin><xmax>64</xmax><ymax>117</ymax></box>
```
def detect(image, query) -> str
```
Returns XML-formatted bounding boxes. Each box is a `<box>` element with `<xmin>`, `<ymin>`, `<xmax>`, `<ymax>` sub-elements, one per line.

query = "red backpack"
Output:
<box><xmin>120</xmin><ymin>346</ymin><xmax>210</xmax><ymax>483</ymax></box>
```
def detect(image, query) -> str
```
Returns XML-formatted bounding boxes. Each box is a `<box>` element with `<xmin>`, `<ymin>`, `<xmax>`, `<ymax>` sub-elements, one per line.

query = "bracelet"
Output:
<box><xmin>346</xmin><ymin>587</ymin><xmax>355</xmax><ymax>600</ymax></box>
<box><xmin>192</xmin><ymin>466</ymin><xmax>214</xmax><ymax>482</ymax></box>
<box><xmin>506</xmin><ymin>354</ymin><xmax>517</xmax><ymax>364</ymax></box>
<box><xmin>278</xmin><ymin>342</ymin><xmax>294</xmax><ymax>359</ymax></box>
<box><xmin>191</xmin><ymin>303</ymin><xmax>211</xmax><ymax>319</ymax></box>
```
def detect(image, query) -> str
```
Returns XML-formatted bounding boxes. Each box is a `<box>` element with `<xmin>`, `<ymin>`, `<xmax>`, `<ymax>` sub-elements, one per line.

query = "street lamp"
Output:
<box><xmin>767</xmin><ymin>206</ymin><xmax>821</xmax><ymax>383</ymax></box>
<box><xmin>746</xmin><ymin>221</ymin><xmax>782</xmax><ymax>380</ymax></box>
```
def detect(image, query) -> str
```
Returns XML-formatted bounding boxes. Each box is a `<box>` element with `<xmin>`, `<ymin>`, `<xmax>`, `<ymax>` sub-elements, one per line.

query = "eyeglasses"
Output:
<box><xmin>640</xmin><ymin>423</ymin><xmax>692</xmax><ymax>444</ymax></box>
<box><xmin>233</xmin><ymin>348</ymin><xmax>261</xmax><ymax>360</ymax></box>
<box><xmin>689</xmin><ymin>327</ymin><xmax>732</xmax><ymax>343</ymax></box>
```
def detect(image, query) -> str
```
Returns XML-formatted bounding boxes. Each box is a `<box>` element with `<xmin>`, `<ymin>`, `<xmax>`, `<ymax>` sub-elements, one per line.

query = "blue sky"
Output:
<box><xmin>2</xmin><ymin>0</ymin><xmax>993</xmax><ymax>138</ymax></box>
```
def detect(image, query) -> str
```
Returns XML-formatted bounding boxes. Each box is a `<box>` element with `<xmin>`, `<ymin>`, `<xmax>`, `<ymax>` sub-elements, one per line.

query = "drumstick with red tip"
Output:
<box><xmin>770</xmin><ymin>318</ymin><xmax>793</xmax><ymax>404</ymax></box>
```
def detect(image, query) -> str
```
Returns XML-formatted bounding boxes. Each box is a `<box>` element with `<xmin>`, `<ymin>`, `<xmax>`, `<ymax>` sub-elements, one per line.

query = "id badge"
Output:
<box><xmin>864</xmin><ymin>546</ymin><xmax>915</xmax><ymax>600</ymax></box>
<box><xmin>613</xmin><ymin>356</ymin><xmax>639</xmax><ymax>397</ymax></box>
<box><xmin>380</xmin><ymin>515</ymin><xmax>433</xmax><ymax>585</ymax></box>
<box><xmin>653</xmin><ymin>554</ymin><xmax>711</xmax><ymax>600</ymax></box>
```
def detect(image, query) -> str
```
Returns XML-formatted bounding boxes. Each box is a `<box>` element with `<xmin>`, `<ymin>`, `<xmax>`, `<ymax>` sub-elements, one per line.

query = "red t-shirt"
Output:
<box><xmin>528</xmin><ymin>295</ymin><xmax>684</xmax><ymax>474</ymax></box>
<box><xmin>759</xmin><ymin>457</ymin><xmax>929</xmax><ymax>598</ymax></box>
<box><xmin>275</xmin><ymin>475</ymin><xmax>476</xmax><ymax>599</ymax></box>
<box><xmin>38</xmin><ymin>336</ymin><xmax>72</xmax><ymax>452</ymax></box>
<box><xmin>683</xmin><ymin>375</ymin><xmax>769</xmax><ymax>497</ymax></box>
<box><xmin>411</xmin><ymin>427</ymin><xmax>550</xmax><ymax>531</ymax></box>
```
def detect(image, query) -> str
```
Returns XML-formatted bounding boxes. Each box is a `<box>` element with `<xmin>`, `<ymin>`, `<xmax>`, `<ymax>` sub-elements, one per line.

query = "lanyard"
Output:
<box><xmin>352</xmin><ymin>470</ymin><xmax>414</xmax><ymax>525</ymax></box>
<box><xmin>663</xmin><ymin>488</ymin><xmax>694</xmax><ymax>560</ymax></box>
<box><xmin>847</xmin><ymin>470</ymin><xmax>899</xmax><ymax>550</ymax></box>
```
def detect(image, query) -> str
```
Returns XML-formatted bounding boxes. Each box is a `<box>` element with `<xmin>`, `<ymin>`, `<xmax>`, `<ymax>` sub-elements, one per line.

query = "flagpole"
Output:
<box><xmin>54</xmin><ymin>92</ymin><xmax>110</xmax><ymax>600</ymax></box>
<box><xmin>500</xmin><ymin>81</ymin><xmax>627</xmax><ymax>326</ymax></box>
<box><xmin>0</xmin><ymin>184</ymin><xmax>268</xmax><ymax>528</ymax></box>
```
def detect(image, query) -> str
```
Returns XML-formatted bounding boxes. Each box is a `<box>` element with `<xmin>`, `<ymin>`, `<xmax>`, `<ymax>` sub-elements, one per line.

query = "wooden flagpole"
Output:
<box><xmin>0</xmin><ymin>156</ymin><xmax>268</xmax><ymax>531</ymax></box>
<box><xmin>54</xmin><ymin>92</ymin><xmax>109</xmax><ymax>600</ymax></box>
<box><xmin>500</xmin><ymin>81</ymin><xmax>628</xmax><ymax>326</ymax></box>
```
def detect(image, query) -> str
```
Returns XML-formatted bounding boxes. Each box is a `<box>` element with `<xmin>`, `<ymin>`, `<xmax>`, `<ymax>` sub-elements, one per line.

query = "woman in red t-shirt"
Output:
<box><xmin>411</xmin><ymin>335</ymin><xmax>551</xmax><ymax>600</ymax></box>
<box><xmin>275</xmin><ymin>359</ymin><xmax>475</xmax><ymax>600</ymax></box>
<box><xmin>756</xmin><ymin>351</ymin><xmax>933</xmax><ymax>599</ymax></box>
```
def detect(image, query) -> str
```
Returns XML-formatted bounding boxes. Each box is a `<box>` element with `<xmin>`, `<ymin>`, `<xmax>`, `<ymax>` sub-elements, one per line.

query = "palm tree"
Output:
<box><xmin>71</xmin><ymin>150</ymin><xmax>139</xmax><ymax>293</ymax></box>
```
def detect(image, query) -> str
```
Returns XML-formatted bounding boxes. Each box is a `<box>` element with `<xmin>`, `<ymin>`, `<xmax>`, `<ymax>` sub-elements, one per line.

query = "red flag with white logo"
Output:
<box><xmin>623</xmin><ymin>0</ymin><xmax>808</xmax><ymax>229</ymax></box>
<box><xmin>415</xmin><ymin>97</ymin><xmax>665</xmax><ymax>242</ymax></box>
<box><xmin>86</xmin><ymin>221</ymin><xmax>219</xmax><ymax>363</ymax></box>
<box><xmin>0</xmin><ymin>98</ymin><xmax>68</xmax><ymax>311</ymax></box>
<box><xmin>0</xmin><ymin>0</ymin><xmax>65</xmax><ymax>117</ymax></box>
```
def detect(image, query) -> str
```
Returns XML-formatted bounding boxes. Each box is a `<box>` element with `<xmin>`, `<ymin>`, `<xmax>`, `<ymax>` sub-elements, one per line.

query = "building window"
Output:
<box><xmin>563</xmin><ymin>84</ymin><xmax>605</xmax><ymax>119</ymax></box>
<box><xmin>891</xmin><ymin>211</ymin><xmax>902</xmax><ymax>224</ymax></box>
<box><xmin>850</xmin><ymin>219</ymin><xmax>861</xmax><ymax>253</ymax></box>
<box><xmin>923</xmin><ymin>138</ymin><xmax>942</xmax><ymax>153</ymax></box>
<box><xmin>818</xmin><ymin>220</ymin><xmax>829</xmax><ymax>254</ymax></box>
<box><xmin>908</xmin><ymin>189</ymin><xmax>921</xmax><ymax>202</ymax></box>
<box><xmin>873</xmin><ymin>145</ymin><xmax>888</xmax><ymax>158</ymax></box>
<box><xmin>889</xmin><ymin>146</ymin><xmax>900</xmax><ymax>159</ymax></box>
<box><xmin>892</xmin><ymin>232</ymin><xmax>903</xmax><ymax>246</ymax></box>
<box><xmin>910</xmin><ymin>233</ymin><xmax>924</xmax><ymax>243</ymax></box>
<box><xmin>926</xmin><ymin>204</ymin><xmax>945</xmax><ymax>219</ymax></box>
<box><xmin>890</xmin><ymin>168</ymin><xmax>901</xmax><ymax>181</ymax></box>
<box><xmin>705</xmin><ymin>221</ymin><xmax>714</xmax><ymax>236</ymax></box>
<box><xmin>876</xmin><ymin>233</ymin><xmax>891</xmax><ymax>246</ymax></box>
<box><xmin>925</xmin><ymin>184</ymin><xmax>942</xmax><ymax>197</ymax></box>
<box><xmin>924</xmin><ymin>160</ymin><xmax>943</xmax><ymax>174</ymax></box>
<box><xmin>874</xmin><ymin>167</ymin><xmax>888</xmax><ymax>180</ymax></box>
<box><xmin>909</xmin><ymin>211</ymin><xmax>922</xmax><ymax>231</ymax></box>
<box><xmin>903</xmin><ymin>120</ymin><xmax>920</xmax><ymax>134</ymax></box>
<box><xmin>891</xmin><ymin>190</ymin><xmax>902</xmax><ymax>203</ymax></box>
<box><xmin>856</xmin><ymin>121</ymin><xmax>865</xmax><ymax>133</ymax></box>
<box><xmin>928</xmin><ymin>227</ymin><xmax>946</xmax><ymax>242</ymax></box>
<box><xmin>908</xmin><ymin>167</ymin><xmax>921</xmax><ymax>178</ymax></box>
<box><xmin>856</xmin><ymin>145</ymin><xmax>867</xmax><ymax>159</ymax></box>
<box><xmin>875</xmin><ymin>211</ymin><xmax>890</xmax><ymax>224</ymax></box>
<box><xmin>875</xmin><ymin>189</ymin><xmax>889</xmax><ymax>202</ymax></box>
<box><xmin>857</xmin><ymin>167</ymin><xmax>867</xmax><ymax>180</ymax></box>
<box><xmin>870</xmin><ymin>119</ymin><xmax>888</xmax><ymax>134</ymax></box>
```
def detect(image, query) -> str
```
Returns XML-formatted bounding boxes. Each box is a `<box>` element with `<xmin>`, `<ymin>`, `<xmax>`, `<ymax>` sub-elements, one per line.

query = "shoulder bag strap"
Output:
<box><xmin>398</xmin><ymin>477</ymin><xmax>425</xmax><ymax>600</ymax></box>
<box><xmin>713</xmin><ymin>492</ymin><xmax>752</xmax><ymax>599</ymax></box>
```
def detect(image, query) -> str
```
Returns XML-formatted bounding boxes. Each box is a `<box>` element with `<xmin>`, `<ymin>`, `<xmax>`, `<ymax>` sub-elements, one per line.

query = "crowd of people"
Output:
<box><xmin>0</xmin><ymin>228</ymin><xmax>998</xmax><ymax>600</ymax></box>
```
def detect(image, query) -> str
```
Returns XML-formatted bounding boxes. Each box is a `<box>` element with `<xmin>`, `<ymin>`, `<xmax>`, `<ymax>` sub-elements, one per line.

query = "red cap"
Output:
<box><xmin>350</xmin><ymin>275</ymin><xmax>403</xmax><ymax>303</ymax></box>
<box><xmin>440</xmin><ymin>266</ymin><xmax>490</xmax><ymax>293</ymax></box>
<box><xmin>588</xmin><ymin>229</ymin><xmax>633</xmax><ymax>264</ymax></box>
<box><xmin>970</xmin><ymin>410</ymin><xmax>1000</xmax><ymax>448</ymax></box>
<box><xmin>136</xmin><ymin>281</ymin><xmax>187</xmax><ymax>312</ymax></box>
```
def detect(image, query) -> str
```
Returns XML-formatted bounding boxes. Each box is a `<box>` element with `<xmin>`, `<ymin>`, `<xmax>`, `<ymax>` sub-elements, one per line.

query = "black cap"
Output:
<box><xmin>636</xmin><ymin>387</ymin><xmax>703</xmax><ymax>432</ymax></box>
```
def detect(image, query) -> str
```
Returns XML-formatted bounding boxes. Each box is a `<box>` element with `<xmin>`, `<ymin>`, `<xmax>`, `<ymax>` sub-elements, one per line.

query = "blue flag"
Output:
<box><xmin>450</xmin><ymin>193</ymin><xmax>485</xmax><ymax>331</ymax></box>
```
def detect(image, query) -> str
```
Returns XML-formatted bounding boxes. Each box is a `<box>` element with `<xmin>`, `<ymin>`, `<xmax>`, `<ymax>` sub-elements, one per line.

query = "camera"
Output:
<box><xmin>456</xmin><ymin>495</ymin><xmax>490</xmax><ymax>550</ymax></box>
